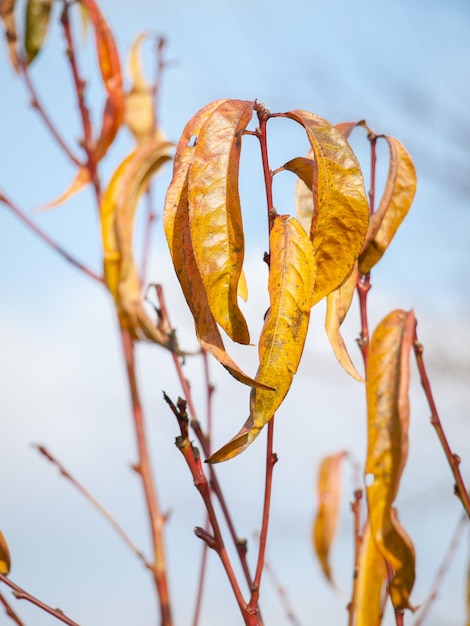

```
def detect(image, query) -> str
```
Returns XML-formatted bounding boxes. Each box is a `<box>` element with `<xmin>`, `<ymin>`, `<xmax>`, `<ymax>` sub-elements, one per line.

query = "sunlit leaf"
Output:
<box><xmin>312</xmin><ymin>451</ymin><xmax>347</xmax><ymax>584</ymax></box>
<box><xmin>0</xmin><ymin>530</ymin><xmax>11</xmax><ymax>575</ymax></box>
<box><xmin>284</xmin><ymin>110</ymin><xmax>369</xmax><ymax>305</ymax></box>
<box><xmin>164</xmin><ymin>101</ymin><xmax>269</xmax><ymax>387</ymax></box>
<box><xmin>188</xmin><ymin>99</ymin><xmax>255</xmax><ymax>344</ymax></box>
<box><xmin>366</xmin><ymin>309</ymin><xmax>417</xmax><ymax>610</ymax></box>
<box><xmin>124</xmin><ymin>32</ymin><xmax>157</xmax><ymax>145</ymax></box>
<box><xmin>355</xmin><ymin>520</ymin><xmax>387</xmax><ymax>626</ymax></box>
<box><xmin>24</xmin><ymin>0</ymin><xmax>53</xmax><ymax>64</ymax></box>
<box><xmin>101</xmin><ymin>139</ymin><xmax>174</xmax><ymax>347</ymax></box>
<box><xmin>325</xmin><ymin>262</ymin><xmax>364</xmax><ymax>382</ymax></box>
<box><xmin>359</xmin><ymin>137</ymin><xmax>416</xmax><ymax>275</ymax></box>
<box><xmin>238</xmin><ymin>268</ymin><xmax>248</xmax><ymax>302</ymax></box>
<box><xmin>79</xmin><ymin>0</ymin><xmax>124</xmax><ymax>162</ymax></box>
<box><xmin>37</xmin><ymin>166</ymin><xmax>90</xmax><ymax>211</ymax></box>
<box><xmin>335</xmin><ymin>120</ymin><xmax>363</xmax><ymax>140</ymax></box>
<box><xmin>0</xmin><ymin>0</ymin><xmax>19</xmax><ymax>71</ymax></box>
<box><xmin>208</xmin><ymin>215</ymin><xmax>315</xmax><ymax>462</ymax></box>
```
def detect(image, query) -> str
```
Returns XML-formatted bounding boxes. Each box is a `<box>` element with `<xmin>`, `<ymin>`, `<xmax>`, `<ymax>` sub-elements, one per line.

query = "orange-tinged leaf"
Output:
<box><xmin>335</xmin><ymin>120</ymin><xmax>363</xmax><ymax>140</ymax></box>
<box><xmin>366</xmin><ymin>309</ymin><xmax>417</xmax><ymax>610</ymax></box>
<box><xmin>312</xmin><ymin>451</ymin><xmax>347</xmax><ymax>584</ymax></box>
<box><xmin>284</xmin><ymin>110</ymin><xmax>369</xmax><ymax>305</ymax></box>
<box><xmin>355</xmin><ymin>520</ymin><xmax>387</xmax><ymax>626</ymax></box>
<box><xmin>325</xmin><ymin>262</ymin><xmax>364</xmax><ymax>382</ymax></box>
<box><xmin>188</xmin><ymin>99</ymin><xmax>255</xmax><ymax>344</ymax></box>
<box><xmin>164</xmin><ymin>101</ymin><xmax>269</xmax><ymax>388</ymax></box>
<box><xmin>37</xmin><ymin>166</ymin><xmax>90</xmax><ymax>211</ymax></box>
<box><xmin>0</xmin><ymin>530</ymin><xmax>11</xmax><ymax>575</ymax></box>
<box><xmin>124</xmin><ymin>33</ymin><xmax>157</xmax><ymax>145</ymax></box>
<box><xmin>237</xmin><ymin>268</ymin><xmax>248</xmax><ymax>302</ymax></box>
<box><xmin>0</xmin><ymin>0</ymin><xmax>19</xmax><ymax>72</ymax></box>
<box><xmin>79</xmin><ymin>0</ymin><xmax>124</xmax><ymax>162</ymax></box>
<box><xmin>24</xmin><ymin>0</ymin><xmax>53</xmax><ymax>64</ymax></box>
<box><xmin>359</xmin><ymin>137</ymin><xmax>416</xmax><ymax>275</ymax></box>
<box><xmin>208</xmin><ymin>215</ymin><xmax>315</xmax><ymax>462</ymax></box>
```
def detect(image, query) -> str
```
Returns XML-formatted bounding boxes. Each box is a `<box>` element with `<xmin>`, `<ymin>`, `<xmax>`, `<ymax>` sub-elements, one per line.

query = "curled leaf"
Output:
<box><xmin>0</xmin><ymin>530</ymin><xmax>11</xmax><ymax>575</ymax></box>
<box><xmin>124</xmin><ymin>32</ymin><xmax>157</xmax><ymax>145</ymax></box>
<box><xmin>365</xmin><ymin>309</ymin><xmax>417</xmax><ymax>610</ymax></box>
<box><xmin>325</xmin><ymin>262</ymin><xmax>364</xmax><ymax>382</ymax></box>
<box><xmin>0</xmin><ymin>0</ymin><xmax>19</xmax><ymax>71</ymax></box>
<box><xmin>188</xmin><ymin>99</ymin><xmax>255</xmax><ymax>344</ymax></box>
<box><xmin>359</xmin><ymin>137</ymin><xmax>416</xmax><ymax>275</ymax></box>
<box><xmin>24</xmin><ymin>0</ymin><xmax>53</xmax><ymax>64</ymax></box>
<box><xmin>355</xmin><ymin>520</ymin><xmax>387</xmax><ymax>626</ymax></box>
<box><xmin>37</xmin><ymin>166</ymin><xmax>90</xmax><ymax>212</ymax></box>
<box><xmin>164</xmin><ymin>101</ymin><xmax>268</xmax><ymax>387</ymax></box>
<box><xmin>284</xmin><ymin>110</ymin><xmax>369</xmax><ymax>305</ymax></box>
<box><xmin>209</xmin><ymin>215</ymin><xmax>315</xmax><ymax>462</ymax></box>
<box><xmin>312</xmin><ymin>451</ymin><xmax>347</xmax><ymax>584</ymax></box>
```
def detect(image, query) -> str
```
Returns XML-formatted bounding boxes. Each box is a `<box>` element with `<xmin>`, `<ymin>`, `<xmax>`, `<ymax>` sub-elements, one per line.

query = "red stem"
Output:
<box><xmin>348</xmin><ymin>488</ymin><xmax>364</xmax><ymax>626</ymax></box>
<box><xmin>0</xmin><ymin>574</ymin><xmax>79</xmax><ymax>626</ymax></box>
<box><xmin>0</xmin><ymin>191</ymin><xmax>103</xmax><ymax>283</ymax></box>
<box><xmin>120</xmin><ymin>328</ymin><xmax>173</xmax><ymax>626</ymax></box>
<box><xmin>0</xmin><ymin>591</ymin><xmax>25</xmax><ymax>626</ymax></box>
<box><xmin>255</xmin><ymin>103</ymin><xmax>277</xmax><ymax>235</ymax></box>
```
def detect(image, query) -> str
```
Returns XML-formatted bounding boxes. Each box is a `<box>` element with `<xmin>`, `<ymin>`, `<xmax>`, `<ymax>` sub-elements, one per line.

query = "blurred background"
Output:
<box><xmin>1</xmin><ymin>0</ymin><xmax>469</xmax><ymax>624</ymax></box>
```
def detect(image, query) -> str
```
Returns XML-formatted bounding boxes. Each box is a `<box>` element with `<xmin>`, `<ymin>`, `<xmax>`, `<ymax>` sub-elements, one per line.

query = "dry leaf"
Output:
<box><xmin>188</xmin><ymin>99</ymin><xmax>255</xmax><ymax>344</ymax></box>
<box><xmin>24</xmin><ymin>0</ymin><xmax>53</xmax><ymax>64</ymax></box>
<box><xmin>208</xmin><ymin>215</ymin><xmax>315</xmax><ymax>462</ymax></box>
<box><xmin>37</xmin><ymin>166</ymin><xmax>90</xmax><ymax>212</ymax></box>
<box><xmin>365</xmin><ymin>309</ymin><xmax>417</xmax><ymax>610</ymax></box>
<box><xmin>0</xmin><ymin>0</ymin><xmax>19</xmax><ymax>71</ymax></box>
<box><xmin>0</xmin><ymin>530</ymin><xmax>11</xmax><ymax>575</ymax></box>
<box><xmin>359</xmin><ymin>137</ymin><xmax>416</xmax><ymax>275</ymax></box>
<box><xmin>284</xmin><ymin>110</ymin><xmax>369</xmax><ymax>304</ymax></box>
<box><xmin>312</xmin><ymin>451</ymin><xmax>347</xmax><ymax>584</ymax></box>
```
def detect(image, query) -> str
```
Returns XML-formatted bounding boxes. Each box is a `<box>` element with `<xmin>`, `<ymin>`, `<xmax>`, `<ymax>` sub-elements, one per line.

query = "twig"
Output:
<box><xmin>19</xmin><ymin>59</ymin><xmax>81</xmax><ymax>167</ymax></box>
<box><xmin>0</xmin><ymin>191</ymin><xmax>103</xmax><ymax>283</ymax></box>
<box><xmin>0</xmin><ymin>574</ymin><xmax>80</xmax><ymax>626</ymax></box>
<box><xmin>356</xmin><ymin>274</ymin><xmax>371</xmax><ymax>369</ymax></box>
<box><xmin>0</xmin><ymin>591</ymin><xmax>25</xmax><ymax>626</ymax></box>
<box><xmin>413</xmin><ymin>331</ymin><xmax>470</xmax><ymax>518</ymax></box>
<box><xmin>120</xmin><ymin>327</ymin><xmax>173</xmax><ymax>626</ymax></box>
<box><xmin>34</xmin><ymin>444</ymin><xmax>151</xmax><ymax>570</ymax></box>
<box><xmin>414</xmin><ymin>513</ymin><xmax>468</xmax><ymax>625</ymax></box>
<box><xmin>347</xmin><ymin>488</ymin><xmax>364</xmax><ymax>626</ymax></box>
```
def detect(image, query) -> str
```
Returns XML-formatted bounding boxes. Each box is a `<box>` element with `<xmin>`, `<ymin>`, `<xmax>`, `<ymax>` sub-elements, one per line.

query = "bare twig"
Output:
<box><xmin>347</xmin><ymin>488</ymin><xmax>364</xmax><ymax>626</ymax></box>
<box><xmin>0</xmin><ymin>591</ymin><xmax>25</xmax><ymax>626</ymax></box>
<box><xmin>0</xmin><ymin>575</ymin><xmax>80</xmax><ymax>626</ymax></box>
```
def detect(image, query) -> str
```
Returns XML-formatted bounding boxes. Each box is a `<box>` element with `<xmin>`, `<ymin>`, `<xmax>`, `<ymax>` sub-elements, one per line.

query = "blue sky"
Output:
<box><xmin>1</xmin><ymin>0</ymin><xmax>469</xmax><ymax>624</ymax></box>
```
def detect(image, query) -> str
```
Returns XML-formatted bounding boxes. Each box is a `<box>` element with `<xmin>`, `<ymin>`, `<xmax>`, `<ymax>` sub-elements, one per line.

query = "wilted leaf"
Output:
<box><xmin>359</xmin><ymin>137</ymin><xmax>416</xmax><ymax>275</ymax></box>
<box><xmin>335</xmin><ymin>120</ymin><xmax>364</xmax><ymax>140</ymax></box>
<box><xmin>312</xmin><ymin>451</ymin><xmax>347</xmax><ymax>584</ymax></box>
<box><xmin>284</xmin><ymin>110</ymin><xmax>369</xmax><ymax>305</ymax></box>
<box><xmin>24</xmin><ymin>0</ymin><xmax>53</xmax><ymax>64</ymax></box>
<box><xmin>188</xmin><ymin>99</ymin><xmax>255</xmax><ymax>344</ymax></box>
<box><xmin>208</xmin><ymin>215</ymin><xmax>315</xmax><ymax>462</ymax></box>
<box><xmin>365</xmin><ymin>309</ymin><xmax>417</xmax><ymax>610</ymax></box>
<box><xmin>0</xmin><ymin>530</ymin><xmax>11</xmax><ymax>575</ymax></box>
<box><xmin>79</xmin><ymin>0</ymin><xmax>124</xmax><ymax>162</ymax></box>
<box><xmin>325</xmin><ymin>262</ymin><xmax>364</xmax><ymax>382</ymax></box>
<box><xmin>125</xmin><ymin>32</ymin><xmax>157</xmax><ymax>145</ymax></box>
<box><xmin>102</xmin><ymin>139</ymin><xmax>173</xmax><ymax>346</ymax></box>
<box><xmin>355</xmin><ymin>520</ymin><xmax>387</xmax><ymax>626</ymax></box>
<box><xmin>37</xmin><ymin>166</ymin><xmax>90</xmax><ymax>211</ymax></box>
<box><xmin>164</xmin><ymin>101</ymin><xmax>269</xmax><ymax>388</ymax></box>
<box><xmin>0</xmin><ymin>0</ymin><xmax>19</xmax><ymax>71</ymax></box>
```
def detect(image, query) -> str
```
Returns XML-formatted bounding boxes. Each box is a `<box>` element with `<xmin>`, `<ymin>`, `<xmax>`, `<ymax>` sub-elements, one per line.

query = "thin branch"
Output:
<box><xmin>0</xmin><ymin>191</ymin><xmax>103</xmax><ymax>283</ymax></box>
<box><xmin>413</xmin><ymin>332</ymin><xmax>470</xmax><ymax>518</ymax></box>
<box><xmin>140</xmin><ymin>187</ymin><xmax>157</xmax><ymax>285</ymax></box>
<box><xmin>120</xmin><ymin>327</ymin><xmax>173</xmax><ymax>626</ymax></box>
<box><xmin>356</xmin><ymin>274</ymin><xmax>371</xmax><ymax>369</ymax></box>
<box><xmin>0</xmin><ymin>591</ymin><xmax>25</xmax><ymax>626</ymax></box>
<box><xmin>0</xmin><ymin>575</ymin><xmax>80</xmax><ymax>626</ymax></box>
<box><xmin>347</xmin><ymin>488</ymin><xmax>364</xmax><ymax>626</ymax></box>
<box><xmin>34</xmin><ymin>444</ymin><xmax>151</xmax><ymax>570</ymax></box>
<box><xmin>19</xmin><ymin>59</ymin><xmax>81</xmax><ymax>167</ymax></box>
<box><xmin>414</xmin><ymin>513</ymin><xmax>468</xmax><ymax>626</ymax></box>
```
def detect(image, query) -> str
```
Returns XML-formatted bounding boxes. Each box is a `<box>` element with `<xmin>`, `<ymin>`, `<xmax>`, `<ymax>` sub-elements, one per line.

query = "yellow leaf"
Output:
<box><xmin>0</xmin><ymin>0</ymin><xmax>19</xmax><ymax>72</ymax></box>
<box><xmin>208</xmin><ymin>215</ymin><xmax>315</xmax><ymax>462</ymax></box>
<box><xmin>355</xmin><ymin>520</ymin><xmax>387</xmax><ymax>626</ymax></box>
<box><xmin>312</xmin><ymin>451</ymin><xmax>347</xmax><ymax>584</ymax></box>
<box><xmin>164</xmin><ymin>101</ymin><xmax>269</xmax><ymax>388</ymax></box>
<box><xmin>359</xmin><ymin>137</ymin><xmax>416</xmax><ymax>275</ymax></box>
<box><xmin>101</xmin><ymin>139</ymin><xmax>174</xmax><ymax>347</ymax></box>
<box><xmin>284</xmin><ymin>111</ymin><xmax>369</xmax><ymax>305</ymax></box>
<box><xmin>325</xmin><ymin>262</ymin><xmax>364</xmax><ymax>382</ymax></box>
<box><xmin>37</xmin><ymin>166</ymin><xmax>90</xmax><ymax>212</ymax></box>
<box><xmin>366</xmin><ymin>309</ymin><xmax>417</xmax><ymax>610</ymax></box>
<box><xmin>24</xmin><ymin>0</ymin><xmax>53</xmax><ymax>64</ymax></box>
<box><xmin>124</xmin><ymin>33</ymin><xmax>157</xmax><ymax>145</ymax></box>
<box><xmin>237</xmin><ymin>268</ymin><xmax>248</xmax><ymax>302</ymax></box>
<box><xmin>0</xmin><ymin>530</ymin><xmax>11</xmax><ymax>575</ymax></box>
<box><xmin>188</xmin><ymin>99</ymin><xmax>255</xmax><ymax>344</ymax></box>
